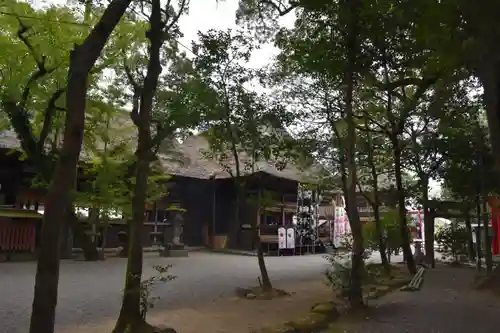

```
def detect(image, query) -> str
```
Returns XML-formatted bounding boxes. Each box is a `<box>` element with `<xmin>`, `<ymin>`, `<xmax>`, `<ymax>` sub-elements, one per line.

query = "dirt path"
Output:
<box><xmin>333</xmin><ymin>265</ymin><xmax>500</xmax><ymax>333</ymax></box>
<box><xmin>60</xmin><ymin>279</ymin><xmax>333</xmax><ymax>333</ymax></box>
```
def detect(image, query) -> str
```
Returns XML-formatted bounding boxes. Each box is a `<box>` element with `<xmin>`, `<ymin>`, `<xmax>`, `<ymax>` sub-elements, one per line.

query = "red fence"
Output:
<box><xmin>0</xmin><ymin>220</ymin><xmax>36</xmax><ymax>252</ymax></box>
<box><xmin>488</xmin><ymin>197</ymin><xmax>500</xmax><ymax>255</ymax></box>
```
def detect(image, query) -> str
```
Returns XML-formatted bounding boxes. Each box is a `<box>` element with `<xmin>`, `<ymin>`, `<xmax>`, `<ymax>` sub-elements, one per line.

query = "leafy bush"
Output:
<box><xmin>139</xmin><ymin>264</ymin><xmax>176</xmax><ymax>319</ymax></box>
<box><xmin>362</xmin><ymin>208</ymin><xmax>412</xmax><ymax>261</ymax></box>
<box><xmin>435</xmin><ymin>224</ymin><xmax>469</xmax><ymax>262</ymax></box>
<box><xmin>324</xmin><ymin>234</ymin><xmax>370</xmax><ymax>300</ymax></box>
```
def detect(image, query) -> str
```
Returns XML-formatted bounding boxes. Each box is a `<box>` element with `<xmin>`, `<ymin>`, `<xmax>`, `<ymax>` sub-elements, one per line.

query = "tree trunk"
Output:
<box><xmin>114</xmin><ymin>1</ymin><xmax>163</xmax><ymax>330</ymax></box>
<box><xmin>228</xmin><ymin>184</ymin><xmax>241</xmax><ymax>249</ymax></box>
<box><xmin>113</xmin><ymin>184</ymin><xmax>147</xmax><ymax>332</ymax></box>
<box><xmin>228</xmin><ymin>129</ymin><xmax>242</xmax><ymax>249</ymax></box>
<box><xmin>363</xmin><ymin>113</ymin><xmax>390</xmax><ymax>274</ymax></box>
<box><xmin>254</xmin><ymin>226</ymin><xmax>273</xmax><ymax>291</ymax></box>
<box><xmin>69</xmin><ymin>210</ymin><xmax>100</xmax><ymax>260</ymax></box>
<box><xmin>3</xmin><ymin>103</ymin><xmax>99</xmax><ymax>261</ymax></box>
<box><xmin>422</xmin><ymin>179</ymin><xmax>435</xmax><ymax>268</ymax></box>
<box><xmin>28</xmin><ymin>1</ymin><xmax>131</xmax><ymax>332</ymax></box>
<box><xmin>341</xmin><ymin>0</ymin><xmax>364</xmax><ymax>308</ymax></box>
<box><xmin>464</xmin><ymin>208</ymin><xmax>476</xmax><ymax>262</ymax></box>
<box><xmin>372</xmin><ymin>203</ymin><xmax>390</xmax><ymax>272</ymax></box>
<box><xmin>392</xmin><ymin>141</ymin><xmax>417</xmax><ymax>274</ymax></box>
<box><xmin>481</xmin><ymin>199</ymin><xmax>494</xmax><ymax>273</ymax></box>
<box><xmin>476</xmin><ymin>195</ymin><xmax>483</xmax><ymax>271</ymax></box>
<box><xmin>59</xmin><ymin>218</ymin><xmax>73</xmax><ymax>259</ymax></box>
<box><xmin>480</xmin><ymin>67</ymin><xmax>500</xmax><ymax>171</ymax></box>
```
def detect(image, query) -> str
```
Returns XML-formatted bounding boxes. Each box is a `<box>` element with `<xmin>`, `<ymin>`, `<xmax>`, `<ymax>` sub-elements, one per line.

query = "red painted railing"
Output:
<box><xmin>0</xmin><ymin>221</ymin><xmax>36</xmax><ymax>252</ymax></box>
<box><xmin>488</xmin><ymin>197</ymin><xmax>500</xmax><ymax>256</ymax></box>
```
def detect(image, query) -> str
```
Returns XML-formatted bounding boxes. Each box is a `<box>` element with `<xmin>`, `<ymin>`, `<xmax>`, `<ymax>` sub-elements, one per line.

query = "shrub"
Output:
<box><xmin>435</xmin><ymin>224</ymin><xmax>469</xmax><ymax>262</ymax></box>
<box><xmin>139</xmin><ymin>264</ymin><xmax>176</xmax><ymax>319</ymax></box>
<box><xmin>362</xmin><ymin>208</ymin><xmax>412</xmax><ymax>262</ymax></box>
<box><xmin>324</xmin><ymin>234</ymin><xmax>370</xmax><ymax>300</ymax></box>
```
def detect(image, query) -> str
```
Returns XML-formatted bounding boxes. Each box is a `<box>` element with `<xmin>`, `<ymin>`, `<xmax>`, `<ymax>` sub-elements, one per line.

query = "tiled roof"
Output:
<box><xmin>0</xmin><ymin>114</ymin><xmax>324</xmax><ymax>182</ymax></box>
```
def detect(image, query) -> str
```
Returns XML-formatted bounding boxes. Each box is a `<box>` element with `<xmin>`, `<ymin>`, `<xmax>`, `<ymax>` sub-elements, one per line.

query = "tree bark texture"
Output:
<box><xmin>28</xmin><ymin>1</ymin><xmax>132</xmax><ymax>332</ymax></box>
<box><xmin>422</xmin><ymin>180</ymin><xmax>435</xmax><ymax>268</ymax></box>
<box><xmin>364</xmin><ymin>115</ymin><xmax>390</xmax><ymax>274</ymax></box>
<box><xmin>342</xmin><ymin>0</ymin><xmax>365</xmax><ymax>308</ymax></box>
<box><xmin>392</xmin><ymin>141</ymin><xmax>417</xmax><ymax>274</ymax></box>
<box><xmin>114</xmin><ymin>0</ymin><xmax>163</xmax><ymax>330</ymax></box>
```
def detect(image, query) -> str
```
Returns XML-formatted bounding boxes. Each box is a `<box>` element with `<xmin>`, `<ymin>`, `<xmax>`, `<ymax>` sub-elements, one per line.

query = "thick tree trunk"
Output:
<box><xmin>481</xmin><ymin>199</ymin><xmax>494</xmax><ymax>273</ymax></box>
<box><xmin>228</xmin><ymin>132</ymin><xmax>242</xmax><ymax>249</ymax></box>
<box><xmin>364</xmin><ymin>114</ymin><xmax>390</xmax><ymax>274</ymax></box>
<box><xmin>228</xmin><ymin>186</ymin><xmax>241</xmax><ymax>249</ymax></box>
<box><xmin>422</xmin><ymin>180</ymin><xmax>435</xmax><ymax>268</ymax></box>
<box><xmin>28</xmin><ymin>2</ymin><xmax>132</xmax><ymax>332</ymax></box>
<box><xmin>341</xmin><ymin>0</ymin><xmax>364</xmax><ymax>308</ymax></box>
<box><xmin>464</xmin><ymin>208</ymin><xmax>476</xmax><ymax>262</ymax></box>
<box><xmin>113</xmin><ymin>164</ymin><xmax>148</xmax><ymax>331</ymax></box>
<box><xmin>114</xmin><ymin>1</ymin><xmax>163</xmax><ymax>330</ymax></box>
<box><xmin>480</xmin><ymin>65</ymin><xmax>500</xmax><ymax>171</ymax></box>
<box><xmin>372</xmin><ymin>203</ymin><xmax>390</xmax><ymax>273</ymax></box>
<box><xmin>476</xmin><ymin>195</ymin><xmax>483</xmax><ymax>271</ymax></box>
<box><xmin>69</xmin><ymin>210</ymin><xmax>100</xmax><ymax>260</ymax></box>
<box><xmin>254</xmin><ymin>227</ymin><xmax>273</xmax><ymax>291</ymax></box>
<box><xmin>29</xmin><ymin>151</ymin><xmax>80</xmax><ymax>333</ymax></box>
<box><xmin>392</xmin><ymin>142</ymin><xmax>417</xmax><ymax>274</ymax></box>
<box><xmin>3</xmin><ymin>103</ymin><xmax>99</xmax><ymax>261</ymax></box>
<box><xmin>59</xmin><ymin>218</ymin><xmax>73</xmax><ymax>259</ymax></box>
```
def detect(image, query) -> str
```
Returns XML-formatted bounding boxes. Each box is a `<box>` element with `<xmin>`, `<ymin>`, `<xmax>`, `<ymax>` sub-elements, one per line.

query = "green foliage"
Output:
<box><xmin>107</xmin><ymin>11</ymin><xmax>202</xmax><ymax>149</ymax></box>
<box><xmin>438</xmin><ymin>107</ymin><xmax>496</xmax><ymax>199</ymax></box>
<box><xmin>137</xmin><ymin>264</ymin><xmax>176</xmax><ymax>320</ymax></box>
<box><xmin>246</xmin><ymin>189</ymin><xmax>279</xmax><ymax>210</ymax></box>
<box><xmin>76</xmin><ymin>156</ymin><xmax>170</xmax><ymax>220</ymax></box>
<box><xmin>362</xmin><ymin>209</ymin><xmax>411</xmax><ymax>257</ymax></box>
<box><xmin>324</xmin><ymin>234</ymin><xmax>370</xmax><ymax>300</ymax></box>
<box><xmin>190</xmin><ymin>28</ymin><xmax>294</xmax><ymax>177</ymax></box>
<box><xmin>435</xmin><ymin>224</ymin><xmax>469</xmax><ymax>262</ymax></box>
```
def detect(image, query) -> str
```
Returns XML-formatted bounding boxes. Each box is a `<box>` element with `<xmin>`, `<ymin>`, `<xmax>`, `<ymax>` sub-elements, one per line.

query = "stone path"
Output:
<box><xmin>335</xmin><ymin>265</ymin><xmax>500</xmax><ymax>333</ymax></box>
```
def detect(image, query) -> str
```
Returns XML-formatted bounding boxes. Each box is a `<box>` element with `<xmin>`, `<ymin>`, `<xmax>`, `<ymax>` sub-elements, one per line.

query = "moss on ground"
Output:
<box><xmin>253</xmin><ymin>264</ymin><xmax>412</xmax><ymax>333</ymax></box>
<box><xmin>236</xmin><ymin>286</ymin><xmax>291</xmax><ymax>300</ymax></box>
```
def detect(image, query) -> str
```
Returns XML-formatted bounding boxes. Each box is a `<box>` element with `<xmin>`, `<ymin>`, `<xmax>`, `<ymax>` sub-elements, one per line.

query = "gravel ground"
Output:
<box><xmin>0</xmin><ymin>252</ymin><xmax>331</xmax><ymax>333</ymax></box>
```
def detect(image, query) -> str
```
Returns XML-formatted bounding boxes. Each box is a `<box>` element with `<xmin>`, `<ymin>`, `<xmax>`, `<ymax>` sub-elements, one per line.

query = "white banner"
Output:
<box><xmin>286</xmin><ymin>228</ymin><xmax>295</xmax><ymax>249</ymax></box>
<box><xmin>278</xmin><ymin>227</ymin><xmax>286</xmax><ymax>249</ymax></box>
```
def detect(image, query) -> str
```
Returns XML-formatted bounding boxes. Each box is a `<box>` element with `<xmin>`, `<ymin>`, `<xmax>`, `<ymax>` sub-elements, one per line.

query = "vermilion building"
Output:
<box><xmin>487</xmin><ymin>197</ymin><xmax>500</xmax><ymax>255</ymax></box>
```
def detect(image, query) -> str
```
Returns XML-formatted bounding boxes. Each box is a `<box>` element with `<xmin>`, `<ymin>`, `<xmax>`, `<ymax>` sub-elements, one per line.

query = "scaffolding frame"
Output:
<box><xmin>295</xmin><ymin>183</ymin><xmax>320</xmax><ymax>255</ymax></box>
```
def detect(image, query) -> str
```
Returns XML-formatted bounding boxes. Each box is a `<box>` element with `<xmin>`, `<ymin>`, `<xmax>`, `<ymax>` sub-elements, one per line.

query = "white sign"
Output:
<box><xmin>286</xmin><ymin>228</ymin><xmax>295</xmax><ymax>249</ymax></box>
<box><xmin>278</xmin><ymin>227</ymin><xmax>286</xmax><ymax>249</ymax></box>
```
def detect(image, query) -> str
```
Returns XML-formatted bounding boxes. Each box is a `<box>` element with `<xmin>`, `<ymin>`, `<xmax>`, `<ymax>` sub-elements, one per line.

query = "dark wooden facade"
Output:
<box><xmin>354</xmin><ymin>189</ymin><xmax>397</xmax><ymax>223</ymax></box>
<box><xmin>0</xmin><ymin>145</ymin><xmax>329</xmax><ymax>255</ymax></box>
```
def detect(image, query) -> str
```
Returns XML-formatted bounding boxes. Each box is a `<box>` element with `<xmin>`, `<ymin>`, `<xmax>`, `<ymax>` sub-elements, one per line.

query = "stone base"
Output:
<box><xmin>160</xmin><ymin>249</ymin><xmax>189</xmax><ymax>257</ymax></box>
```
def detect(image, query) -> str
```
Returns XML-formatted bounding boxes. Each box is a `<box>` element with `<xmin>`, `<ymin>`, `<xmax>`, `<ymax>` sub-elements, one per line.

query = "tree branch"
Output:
<box><xmin>259</xmin><ymin>0</ymin><xmax>299</xmax><ymax>16</ymax></box>
<box><xmin>357</xmin><ymin>181</ymin><xmax>375</xmax><ymax>207</ymax></box>
<box><xmin>1</xmin><ymin>99</ymin><xmax>38</xmax><ymax>159</ymax></box>
<box><xmin>164</xmin><ymin>0</ymin><xmax>187</xmax><ymax>31</ymax></box>
<box><xmin>16</xmin><ymin>18</ymin><xmax>57</xmax><ymax>109</ymax></box>
<box><xmin>38</xmin><ymin>88</ymin><xmax>65</xmax><ymax>155</ymax></box>
<box><xmin>397</xmin><ymin>77</ymin><xmax>439</xmax><ymax>131</ymax></box>
<box><xmin>122</xmin><ymin>57</ymin><xmax>141</xmax><ymax>124</ymax></box>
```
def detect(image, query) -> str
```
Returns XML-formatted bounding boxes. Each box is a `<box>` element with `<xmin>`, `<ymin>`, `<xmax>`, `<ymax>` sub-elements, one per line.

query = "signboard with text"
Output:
<box><xmin>278</xmin><ymin>227</ymin><xmax>286</xmax><ymax>249</ymax></box>
<box><xmin>286</xmin><ymin>228</ymin><xmax>295</xmax><ymax>249</ymax></box>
